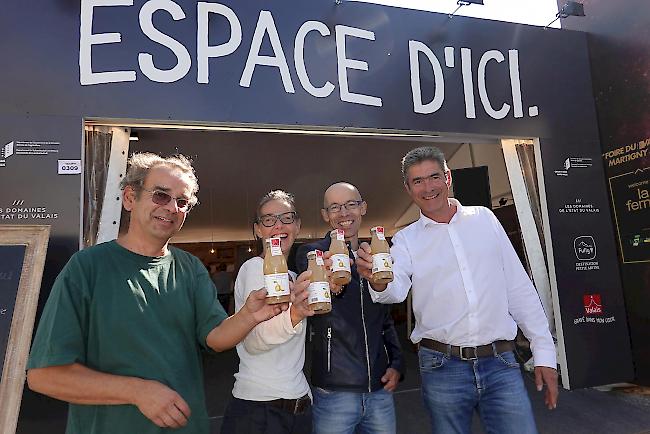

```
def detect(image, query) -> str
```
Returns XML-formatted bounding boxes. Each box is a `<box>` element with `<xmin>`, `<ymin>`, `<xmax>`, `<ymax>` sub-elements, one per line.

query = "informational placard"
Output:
<box><xmin>0</xmin><ymin>225</ymin><xmax>50</xmax><ymax>434</ymax></box>
<box><xmin>609</xmin><ymin>167</ymin><xmax>650</xmax><ymax>263</ymax></box>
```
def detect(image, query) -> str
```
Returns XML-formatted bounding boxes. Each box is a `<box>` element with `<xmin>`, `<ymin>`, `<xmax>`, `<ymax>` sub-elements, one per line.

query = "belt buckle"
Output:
<box><xmin>460</xmin><ymin>346</ymin><xmax>478</xmax><ymax>361</ymax></box>
<box><xmin>294</xmin><ymin>398</ymin><xmax>300</xmax><ymax>414</ymax></box>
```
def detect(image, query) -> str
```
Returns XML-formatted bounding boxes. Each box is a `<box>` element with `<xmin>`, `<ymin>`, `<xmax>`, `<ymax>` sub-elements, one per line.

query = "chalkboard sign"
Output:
<box><xmin>0</xmin><ymin>225</ymin><xmax>50</xmax><ymax>434</ymax></box>
<box><xmin>0</xmin><ymin>245</ymin><xmax>26</xmax><ymax>379</ymax></box>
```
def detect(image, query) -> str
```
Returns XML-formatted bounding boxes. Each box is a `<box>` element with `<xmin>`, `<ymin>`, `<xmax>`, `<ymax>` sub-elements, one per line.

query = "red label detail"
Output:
<box><xmin>583</xmin><ymin>294</ymin><xmax>603</xmax><ymax>315</ymax></box>
<box><xmin>316</xmin><ymin>250</ymin><xmax>323</xmax><ymax>258</ymax></box>
<box><xmin>376</xmin><ymin>227</ymin><xmax>384</xmax><ymax>234</ymax></box>
<box><xmin>271</xmin><ymin>238</ymin><xmax>281</xmax><ymax>247</ymax></box>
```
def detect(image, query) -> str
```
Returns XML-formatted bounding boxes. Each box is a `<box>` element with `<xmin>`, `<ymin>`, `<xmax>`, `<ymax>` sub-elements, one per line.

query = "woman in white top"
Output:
<box><xmin>221</xmin><ymin>190</ymin><xmax>314</xmax><ymax>434</ymax></box>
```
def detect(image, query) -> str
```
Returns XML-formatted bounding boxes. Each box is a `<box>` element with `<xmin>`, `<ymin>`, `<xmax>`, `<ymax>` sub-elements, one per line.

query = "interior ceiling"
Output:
<box><xmin>129</xmin><ymin>128</ymin><xmax>507</xmax><ymax>243</ymax></box>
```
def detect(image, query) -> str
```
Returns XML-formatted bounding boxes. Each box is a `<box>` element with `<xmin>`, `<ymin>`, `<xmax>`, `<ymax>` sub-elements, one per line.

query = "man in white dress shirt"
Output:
<box><xmin>356</xmin><ymin>146</ymin><xmax>558</xmax><ymax>434</ymax></box>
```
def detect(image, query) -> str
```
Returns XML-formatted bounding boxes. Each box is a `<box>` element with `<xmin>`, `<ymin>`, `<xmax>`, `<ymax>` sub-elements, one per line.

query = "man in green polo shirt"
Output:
<box><xmin>27</xmin><ymin>153</ymin><xmax>297</xmax><ymax>434</ymax></box>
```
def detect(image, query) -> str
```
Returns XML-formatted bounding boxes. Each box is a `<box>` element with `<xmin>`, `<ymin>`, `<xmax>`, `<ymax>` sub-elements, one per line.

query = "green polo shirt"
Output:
<box><xmin>28</xmin><ymin>241</ymin><xmax>227</xmax><ymax>434</ymax></box>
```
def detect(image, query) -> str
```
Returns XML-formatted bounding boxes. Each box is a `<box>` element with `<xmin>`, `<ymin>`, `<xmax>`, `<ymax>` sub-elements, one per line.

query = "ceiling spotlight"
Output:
<box><xmin>449</xmin><ymin>0</ymin><xmax>484</xmax><ymax>19</ymax></box>
<box><xmin>247</xmin><ymin>246</ymin><xmax>252</xmax><ymax>253</ymax></box>
<box><xmin>129</xmin><ymin>132</ymin><xmax>139</xmax><ymax>141</ymax></box>
<box><xmin>209</xmin><ymin>247</ymin><xmax>215</xmax><ymax>254</ymax></box>
<box><xmin>545</xmin><ymin>1</ymin><xmax>585</xmax><ymax>29</ymax></box>
<box><xmin>558</xmin><ymin>1</ymin><xmax>585</xmax><ymax>18</ymax></box>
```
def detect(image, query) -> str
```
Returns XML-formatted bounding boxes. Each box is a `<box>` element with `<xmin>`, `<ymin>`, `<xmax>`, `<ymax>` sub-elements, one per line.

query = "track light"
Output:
<box><xmin>449</xmin><ymin>0</ymin><xmax>484</xmax><ymax>19</ymax></box>
<box><xmin>545</xmin><ymin>1</ymin><xmax>585</xmax><ymax>29</ymax></box>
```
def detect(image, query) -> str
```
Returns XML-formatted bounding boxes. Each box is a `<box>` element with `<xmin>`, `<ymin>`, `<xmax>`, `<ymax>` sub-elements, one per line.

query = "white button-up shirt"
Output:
<box><xmin>369</xmin><ymin>199</ymin><xmax>556</xmax><ymax>368</ymax></box>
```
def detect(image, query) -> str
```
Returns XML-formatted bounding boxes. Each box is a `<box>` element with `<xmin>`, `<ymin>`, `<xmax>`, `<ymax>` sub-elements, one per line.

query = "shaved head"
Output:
<box><xmin>321</xmin><ymin>182</ymin><xmax>366</xmax><ymax>248</ymax></box>
<box><xmin>324</xmin><ymin>182</ymin><xmax>362</xmax><ymax>208</ymax></box>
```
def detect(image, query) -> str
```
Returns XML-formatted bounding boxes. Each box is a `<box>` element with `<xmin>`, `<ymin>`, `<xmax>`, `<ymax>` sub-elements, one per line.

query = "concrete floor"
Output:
<box><xmin>203</xmin><ymin>335</ymin><xmax>650</xmax><ymax>434</ymax></box>
<box><xmin>16</xmin><ymin>330</ymin><xmax>650</xmax><ymax>434</ymax></box>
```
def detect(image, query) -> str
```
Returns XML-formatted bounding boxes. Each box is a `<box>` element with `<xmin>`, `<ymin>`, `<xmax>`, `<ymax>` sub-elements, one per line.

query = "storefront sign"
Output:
<box><xmin>80</xmin><ymin>1</ymin><xmax>541</xmax><ymax>120</ymax></box>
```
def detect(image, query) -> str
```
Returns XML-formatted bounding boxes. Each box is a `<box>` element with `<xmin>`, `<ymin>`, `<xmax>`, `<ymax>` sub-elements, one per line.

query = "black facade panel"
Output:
<box><xmin>0</xmin><ymin>2</ymin><xmax>636</xmax><ymax>430</ymax></box>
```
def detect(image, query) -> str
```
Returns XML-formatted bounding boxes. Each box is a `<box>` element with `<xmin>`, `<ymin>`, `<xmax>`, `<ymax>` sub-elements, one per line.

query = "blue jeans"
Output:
<box><xmin>419</xmin><ymin>347</ymin><xmax>538</xmax><ymax>434</ymax></box>
<box><xmin>312</xmin><ymin>387</ymin><xmax>396</xmax><ymax>434</ymax></box>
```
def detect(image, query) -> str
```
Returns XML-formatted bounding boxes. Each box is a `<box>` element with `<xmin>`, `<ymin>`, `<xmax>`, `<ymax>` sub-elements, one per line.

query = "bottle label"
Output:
<box><xmin>374</xmin><ymin>226</ymin><xmax>386</xmax><ymax>241</ymax></box>
<box><xmin>308</xmin><ymin>281</ymin><xmax>331</xmax><ymax>304</ymax></box>
<box><xmin>331</xmin><ymin>253</ymin><xmax>351</xmax><ymax>273</ymax></box>
<box><xmin>264</xmin><ymin>273</ymin><xmax>290</xmax><ymax>297</ymax></box>
<box><xmin>269</xmin><ymin>237</ymin><xmax>283</xmax><ymax>256</ymax></box>
<box><xmin>316</xmin><ymin>249</ymin><xmax>325</xmax><ymax>266</ymax></box>
<box><xmin>334</xmin><ymin>229</ymin><xmax>345</xmax><ymax>241</ymax></box>
<box><xmin>372</xmin><ymin>253</ymin><xmax>393</xmax><ymax>273</ymax></box>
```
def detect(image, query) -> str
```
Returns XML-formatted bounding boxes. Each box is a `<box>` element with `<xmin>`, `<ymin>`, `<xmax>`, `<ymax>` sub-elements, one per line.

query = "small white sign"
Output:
<box><xmin>58</xmin><ymin>159</ymin><xmax>81</xmax><ymax>175</ymax></box>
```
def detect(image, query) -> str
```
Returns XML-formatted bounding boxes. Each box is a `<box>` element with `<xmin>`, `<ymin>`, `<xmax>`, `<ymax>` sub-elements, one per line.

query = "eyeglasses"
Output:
<box><xmin>142</xmin><ymin>188</ymin><xmax>194</xmax><ymax>212</ymax></box>
<box><xmin>257</xmin><ymin>211</ymin><xmax>297</xmax><ymax>227</ymax></box>
<box><xmin>324</xmin><ymin>200</ymin><xmax>364</xmax><ymax>214</ymax></box>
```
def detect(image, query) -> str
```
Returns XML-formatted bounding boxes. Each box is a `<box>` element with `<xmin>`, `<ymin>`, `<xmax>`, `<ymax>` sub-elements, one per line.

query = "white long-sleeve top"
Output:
<box><xmin>369</xmin><ymin>199</ymin><xmax>556</xmax><ymax>368</ymax></box>
<box><xmin>231</xmin><ymin>257</ymin><xmax>310</xmax><ymax>401</ymax></box>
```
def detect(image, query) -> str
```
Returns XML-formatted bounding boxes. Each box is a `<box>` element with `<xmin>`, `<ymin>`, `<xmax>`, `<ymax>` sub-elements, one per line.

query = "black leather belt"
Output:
<box><xmin>420</xmin><ymin>339</ymin><xmax>515</xmax><ymax>361</ymax></box>
<box><xmin>266</xmin><ymin>394</ymin><xmax>311</xmax><ymax>414</ymax></box>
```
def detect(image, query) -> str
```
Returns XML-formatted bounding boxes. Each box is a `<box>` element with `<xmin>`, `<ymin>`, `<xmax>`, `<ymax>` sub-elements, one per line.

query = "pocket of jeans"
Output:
<box><xmin>418</xmin><ymin>348</ymin><xmax>447</xmax><ymax>372</ymax></box>
<box><xmin>315</xmin><ymin>387</ymin><xmax>333</xmax><ymax>395</ymax></box>
<box><xmin>496</xmin><ymin>351</ymin><xmax>520</xmax><ymax>368</ymax></box>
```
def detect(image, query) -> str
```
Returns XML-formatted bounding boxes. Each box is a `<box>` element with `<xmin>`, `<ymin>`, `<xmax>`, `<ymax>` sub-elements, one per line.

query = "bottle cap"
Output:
<box><xmin>330</xmin><ymin>229</ymin><xmax>345</xmax><ymax>241</ymax></box>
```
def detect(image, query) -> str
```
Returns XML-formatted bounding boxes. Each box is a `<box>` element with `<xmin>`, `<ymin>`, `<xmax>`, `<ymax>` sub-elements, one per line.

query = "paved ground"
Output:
<box><xmin>201</xmin><ymin>333</ymin><xmax>650</xmax><ymax>434</ymax></box>
<box><xmin>388</xmin><ymin>343</ymin><xmax>650</xmax><ymax>434</ymax></box>
<box><xmin>16</xmin><ymin>334</ymin><xmax>650</xmax><ymax>434</ymax></box>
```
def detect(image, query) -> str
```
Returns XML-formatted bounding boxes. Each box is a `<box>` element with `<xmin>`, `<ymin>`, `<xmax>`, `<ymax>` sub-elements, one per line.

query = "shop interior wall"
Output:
<box><xmin>128</xmin><ymin>128</ymin><xmax>509</xmax><ymax>243</ymax></box>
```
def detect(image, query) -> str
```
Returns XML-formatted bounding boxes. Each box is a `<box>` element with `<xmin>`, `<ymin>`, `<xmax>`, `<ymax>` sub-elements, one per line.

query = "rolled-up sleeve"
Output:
<box><xmin>235</xmin><ymin>259</ymin><xmax>303</xmax><ymax>355</ymax></box>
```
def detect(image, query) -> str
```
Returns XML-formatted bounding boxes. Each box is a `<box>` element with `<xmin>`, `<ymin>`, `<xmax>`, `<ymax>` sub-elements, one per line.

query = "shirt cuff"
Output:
<box><xmin>280</xmin><ymin>308</ymin><xmax>303</xmax><ymax>335</ymax></box>
<box><xmin>368</xmin><ymin>284</ymin><xmax>395</xmax><ymax>304</ymax></box>
<box><xmin>532</xmin><ymin>347</ymin><xmax>557</xmax><ymax>369</ymax></box>
<box><xmin>369</xmin><ymin>286</ymin><xmax>386</xmax><ymax>303</ymax></box>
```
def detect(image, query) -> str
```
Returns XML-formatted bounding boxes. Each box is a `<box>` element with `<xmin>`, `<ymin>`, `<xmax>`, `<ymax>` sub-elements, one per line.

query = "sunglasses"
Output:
<box><xmin>257</xmin><ymin>211</ymin><xmax>297</xmax><ymax>227</ymax></box>
<box><xmin>141</xmin><ymin>188</ymin><xmax>194</xmax><ymax>212</ymax></box>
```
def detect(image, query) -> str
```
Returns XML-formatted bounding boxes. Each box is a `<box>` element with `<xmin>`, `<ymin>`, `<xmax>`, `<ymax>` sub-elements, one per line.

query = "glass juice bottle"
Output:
<box><xmin>306</xmin><ymin>249</ymin><xmax>332</xmax><ymax>314</ymax></box>
<box><xmin>264</xmin><ymin>237</ymin><xmax>291</xmax><ymax>304</ymax></box>
<box><xmin>370</xmin><ymin>226</ymin><xmax>393</xmax><ymax>284</ymax></box>
<box><xmin>329</xmin><ymin>229</ymin><xmax>351</xmax><ymax>285</ymax></box>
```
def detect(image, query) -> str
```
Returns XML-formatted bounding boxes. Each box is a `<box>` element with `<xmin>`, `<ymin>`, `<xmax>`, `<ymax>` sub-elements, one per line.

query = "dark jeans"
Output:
<box><xmin>221</xmin><ymin>397</ymin><xmax>312</xmax><ymax>434</ymax></box>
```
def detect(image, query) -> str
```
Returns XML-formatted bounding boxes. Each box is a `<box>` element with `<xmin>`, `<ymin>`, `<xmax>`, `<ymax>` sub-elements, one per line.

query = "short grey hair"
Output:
<box><xmin>401</xmin><ymin>146</ymin><xmax>449</xmax><ymax>184</ymax></box>
<box><xmin>255</xmin><ymin>190</ymin><xmax>298</xmax><ymax>221</ymax></box>
<box><xmin>119</xmin><ymin>152</ymin><xmax>199</xmax><ymax>206</ymax></box>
